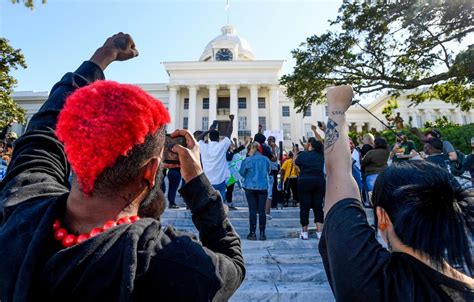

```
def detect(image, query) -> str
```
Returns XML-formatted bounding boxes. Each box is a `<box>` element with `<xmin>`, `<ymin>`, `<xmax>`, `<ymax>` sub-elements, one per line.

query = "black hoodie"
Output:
<box><xmin>0</xmin><ymin>62</ymin><xmax>245</xmax><ymax>302</ymax></box>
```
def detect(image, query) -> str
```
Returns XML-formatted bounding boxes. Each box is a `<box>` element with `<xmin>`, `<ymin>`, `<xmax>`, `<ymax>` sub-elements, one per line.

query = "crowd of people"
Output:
<box><xmin>0</xmin><ymin>33</ymin><xmax>473</xmax><ymax>301</ymax></box>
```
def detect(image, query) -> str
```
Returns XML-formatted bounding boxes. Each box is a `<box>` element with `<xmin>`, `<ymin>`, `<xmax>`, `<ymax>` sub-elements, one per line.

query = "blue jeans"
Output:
<box><xmin>366</xmin><ymin>174</ymin><xmax>379</xmax><ymax>191</ymax></box>
<box><xmin>212</xmin><ymin>181</ymin><xmax>227</xmax><ymax>204</ymax></box>
<box><xmin>245</xmin><ymin>189</ymin><xmax>268</xmax><ymax>232</ymax></box>
<box><xmin>167</xmin><ymin>168</ymin><xmax>182</xmax><ymax>206</ymax></box>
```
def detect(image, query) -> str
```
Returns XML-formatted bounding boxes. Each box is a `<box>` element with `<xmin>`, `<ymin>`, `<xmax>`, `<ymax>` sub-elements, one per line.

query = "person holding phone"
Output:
<box><xmin>0</xmin><ymin>33</ymin><xmax>244</xmax><ymax>301</ymax></box>
<box><xmin>389</xmin><ymin>132</ymin><xmax>417</xmax><ymax>162</ymax></box>
<box><xmin>197</xmin><ymin>116</ymin><xmax>237</xmax><ymax>209</ymax></box>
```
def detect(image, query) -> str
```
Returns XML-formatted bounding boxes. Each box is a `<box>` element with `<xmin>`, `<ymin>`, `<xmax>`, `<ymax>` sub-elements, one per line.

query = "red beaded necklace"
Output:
<box><xmin>53</xmin><ymin>215</ymin><xmax>140</xmax><ymax>248</ymax></box>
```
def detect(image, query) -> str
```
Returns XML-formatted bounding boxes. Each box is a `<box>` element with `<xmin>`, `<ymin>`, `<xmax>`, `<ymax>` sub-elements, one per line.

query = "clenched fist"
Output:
<box><xmin>90</xmin><ymin>32</ymin><xmax>139</xmax><ymax>71</ymax></box>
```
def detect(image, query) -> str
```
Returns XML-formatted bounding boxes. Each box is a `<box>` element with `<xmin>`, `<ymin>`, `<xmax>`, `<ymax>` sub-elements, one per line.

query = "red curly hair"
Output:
<box><xmin>56</xmin><ymin>80</ymin><xmax>170</xmax><ymax>194</ymax></box>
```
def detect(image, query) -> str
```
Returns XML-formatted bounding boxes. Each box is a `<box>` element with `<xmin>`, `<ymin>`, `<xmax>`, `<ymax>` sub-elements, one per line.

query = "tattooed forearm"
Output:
<box><xmin>324</xmin><ymin>118</ymin><xmax>339</xmax><ymax>151</ymax></box>
<box><xmin>331</xmin><ymin>111</ymin><xmax>345</xmax><ymax>115</ymax></box>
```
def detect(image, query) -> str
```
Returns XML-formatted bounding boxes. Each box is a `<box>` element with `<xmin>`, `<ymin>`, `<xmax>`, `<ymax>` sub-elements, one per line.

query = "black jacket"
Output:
<box><xmin>0</xmin><ymin>61</ymin><xmax>245</xmax><ymax>302</ymax></box>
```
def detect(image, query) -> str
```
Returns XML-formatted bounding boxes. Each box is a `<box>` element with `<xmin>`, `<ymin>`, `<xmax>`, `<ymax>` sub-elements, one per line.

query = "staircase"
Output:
<box><xmin>160</xmin><ymin>184</ymin><xmax>376</xmax><ymax>301</ymax></box>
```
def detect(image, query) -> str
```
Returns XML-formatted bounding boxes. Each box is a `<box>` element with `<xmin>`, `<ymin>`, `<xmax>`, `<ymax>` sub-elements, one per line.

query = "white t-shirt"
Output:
<box><xmin>352</xmin><ymin>149</ymin><xmax>361</xmax><ymax>170</ymax></box>
<box><xmin>199</xmin><ymin>137</ymin><xmax>232</xmax><ymax>185</ymax></box>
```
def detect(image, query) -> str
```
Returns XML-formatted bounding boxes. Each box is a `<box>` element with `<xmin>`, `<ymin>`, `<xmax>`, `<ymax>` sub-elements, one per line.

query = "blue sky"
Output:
<box><xmin>1</xmin><ymin>0</ymin><xmax>342</xmax><ymax>92</ymax></box>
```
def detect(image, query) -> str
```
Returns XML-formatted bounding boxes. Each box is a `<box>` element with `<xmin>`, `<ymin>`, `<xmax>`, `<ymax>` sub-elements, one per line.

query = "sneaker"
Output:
<box><xmin>266</xmin><ymin>214</ymin><xmax>273</xmax><ymax>220</ymax></box>
<box><xmin>247</xmin><ymin>232</ymin><xmax>257</xmax><ymax>240</ymax></box>
<box><xmin>169</xmin><ymin>204</ymin><xmax>179</xmax><ymax>209</ymax></box>
<box><xmin>259</xmin><ymin>231</ymin><xmax>266</xmax><ymax>241</ymax></box>
<box><xmin>299</xmin><ymin>231</ymin><xmax>309</xmax><ymax>240</ymax></box>
<box><xmin>228</xmin><ymin>205</ymin><xmax>238</xmax><ymax>211</ymax></box>
<box><xmin>316</xmin><ymin>232</ymin><xmax>322</xmax><ymax>240</ymax></box>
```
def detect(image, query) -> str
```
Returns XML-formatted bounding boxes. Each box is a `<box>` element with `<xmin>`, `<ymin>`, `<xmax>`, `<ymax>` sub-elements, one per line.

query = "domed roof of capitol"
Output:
<box><xmin>199</xmin><ymin>25</ymin><xmax>256</xmax><ymax>61</ymax></box>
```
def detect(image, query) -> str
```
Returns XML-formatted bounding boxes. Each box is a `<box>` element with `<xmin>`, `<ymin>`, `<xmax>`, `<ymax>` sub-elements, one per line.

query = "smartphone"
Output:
<box><xmin>210</xmin><ymin>120</ymin><xmax>218</xmax><ymax>130</ymax></box>
<box><xmin>163</xmin><ymin>135</ymin><xmax>186</xmax><ymax>164</ymax></box>
<box><xmin>317</xmin><ymin>121</ymin><xmax>323</xmax><ymax>128</ymax></box>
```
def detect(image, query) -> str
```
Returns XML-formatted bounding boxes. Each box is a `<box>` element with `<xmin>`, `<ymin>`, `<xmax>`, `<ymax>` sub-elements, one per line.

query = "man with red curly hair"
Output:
<box><xmin>0</xmin><ymin>33</ymin><xmax>244</xmax><ymax>301</ymax></box>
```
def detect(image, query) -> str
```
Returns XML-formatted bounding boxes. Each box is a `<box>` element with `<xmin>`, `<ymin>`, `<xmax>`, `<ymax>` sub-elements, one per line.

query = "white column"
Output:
<box><xmin>470</xmin><ymin>111</ymin><xmax>474</xmax><ymax>124</ymax></box>
<box><xmin>250</xmin><ymin>84</ymin><xmax>259</xmax><ymax>137</ymax></box>
<box><xmin>229</xmin><ymin>84</ymin><xmax>239</xmax><ymax>139</ymax></box>
<box><xmin>270</xmin><ymin>85</ymin><xmax>280</xmax><ymax>130</ymax></box>
<box><xmin>453</xmin><ymin>109</ymin><xmax>463</xmax><ymax>125</ymax></box>
<box><xmin>167</xmin><ymin>85</ymin><xmax>177</xmax><ymax>132</ymax></box>
<box><xmin>208</xmin><ymin>85</ymin><xmax>217</xmax><ymax>126</ymax></box>
<box><xmin>411</xmin><ymin>111</ymin><xmax>418</xmax><ymax>128</ymax></box>
<box><xmin>356</xmin><ymin>123</ymin><xmax>363</xmax><ymax>133</ymax></box>
<box><xmin>188</xmin><ymin>85</ymin><xmax>197</xmax><ymax>133</ymax></box>
<box><xmin>424</xmin><ymin>109</ymin><xmax>432</xmax><ymax>123</ymax></box>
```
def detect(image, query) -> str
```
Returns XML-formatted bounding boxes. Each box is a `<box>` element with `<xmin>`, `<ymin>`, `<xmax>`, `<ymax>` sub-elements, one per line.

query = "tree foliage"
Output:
<box><xmin>281</xmin><ymin>0</ymin><xmax>474</xmax><ymax>112</ymax></box>
<box><xmin>10</xmin><ymin>0</ymin><xmax>46</xmax><ymax>10</ymax></box>
<box><xmin>0</xmin><ymin>38</ymin><xmax>27</xmax><ymax>129</ymax></box>
<box><xmin>1</xmin><ymin>0</ymin><xmax>47</xmax><ymax>130</ymax></box>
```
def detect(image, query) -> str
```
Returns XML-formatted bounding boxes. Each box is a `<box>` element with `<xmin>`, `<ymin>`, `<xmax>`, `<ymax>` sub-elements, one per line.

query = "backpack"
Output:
<box><xmin>449</xmin><ymin>150</ymin><xmax>466</xmax><ymax>176</ymax></box>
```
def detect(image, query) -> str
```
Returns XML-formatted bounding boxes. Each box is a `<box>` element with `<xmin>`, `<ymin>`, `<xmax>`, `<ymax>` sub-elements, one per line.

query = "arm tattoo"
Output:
<box><xmin>331</xmin><ymin>110</ymin><xmax>345</xmax><ymax>115</ymax></box>
<box><xmin>324</xmin><ymin>118</ymin><xmax>339</xmax><ymax>151</ymax></box>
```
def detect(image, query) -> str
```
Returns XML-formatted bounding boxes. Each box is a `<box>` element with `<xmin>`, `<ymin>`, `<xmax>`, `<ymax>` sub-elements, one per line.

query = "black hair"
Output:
<box><xmin>425</xmin><ymin>129</ymin><xmax>442</xmax><ymax>139</ymax></box>
<box><xmin>373</xmin><ymin>160</ymin><xmax>473</xmax><ymax>274</ymax></box>
<box><xmin>427</xmin><ymin>138</ymin><xmax>443</xmax><ymax>151</ymax></box>
<box><xmin>374</xmin><ymin>137</ymin><xmax>387</xmax><ymax>149</ymax></box>
<box><xmin>308</xmin><ymin>137</ymin><xmax>323</xmax><ymax>154</ymax></box>
<box><xmin>288</xmin><ymin>151</ymin><xmax>294</xmax><ymax>158</ymax></box>
<box><xmin>6</xmin><ymin>143</ymin><xmax>13</xmax><ymax>149</ymax></box>
<box><xmin>93</xmin><ymin>128</ymin><xmax>165</xmax><ymax>195</ymax></box>
<box><xmin>209</xmin><ymin>130</ymin><xmax>220</xmax><ymax>142</ymax></box>
<box><xmin>254</xmin><ymin>133</ymin><xmax>266</xmax><ymax>144</ymax></box>
<box><xmin>193</xmin><ymin>130</ymin><xmax>203</xmax><ymax>139</ymax></box>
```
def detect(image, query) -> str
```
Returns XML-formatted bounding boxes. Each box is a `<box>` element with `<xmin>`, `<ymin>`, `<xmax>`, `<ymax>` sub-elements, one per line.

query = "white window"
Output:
<box><xmin>282</xmin><ymin>106</ymin><xmax>290</xmax><ymax>117</ymax></box>
<box><xmin>283</xmin><ymin>123</ymin><xmax>291</xmax><ymax>140</ymax></box>
<box><xmin>416</xmin><ymin>115</ymin><xmax>422</xmax><ymax>128</ymax></box>
<box><xmin>183</xmin><ymin>117</ymin><xmax>188</xmax><ymax>129</ymax></box>
<box><xmin>202</xmin><ymin>98</ymin><xmax>209</xmax><ymax>109</ymax></box>
<box><xmin>258</xmin><ymin>97</ymin><xmax>266</xmax><ymax>109</ymax></box>
<box><xmin>259</xmin><ymin>117</ymin><xmax>267</xmax><ymax>131</ymax></box>
<box><xmin>304</xmin><ymin>107</ymin><xmax>311</xmax><ymax>117</ymax></box>
<box><xmin>238</xmin><ymin>117</ymin><xmax>247</xmax><ymax>130</ymax></box>
<box><xmin>304</xmin><ymin>123</ymin><xmax>312</xmax><ymax>138</ymax></box>
<box><xmin>202</xmin><ymin>117</ymin><xmax>209</xmax><ymax>130</ymax></box>
<box><xmin>238</xmin><ymin>98</ymin><xmax>247</xmax><ymax>109</ymax></box>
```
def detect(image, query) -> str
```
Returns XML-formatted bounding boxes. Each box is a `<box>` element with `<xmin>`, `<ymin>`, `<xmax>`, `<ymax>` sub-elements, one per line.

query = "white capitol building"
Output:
<box><xmin>12</xmin><ymin>25</ymin><xmax>473</xmax><ymax>148</ymax></box>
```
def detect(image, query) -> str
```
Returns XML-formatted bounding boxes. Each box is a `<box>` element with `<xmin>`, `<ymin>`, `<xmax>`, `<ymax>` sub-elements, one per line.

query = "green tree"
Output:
<box><xmin>281</xmin><ymin>0</ymin><xmax>474</xmax><ymax>113</ymax></box>
<box><xmin>0</xmin><ymin>38</ymin><xmax>27</xmax><ymax>129</ymax></box>
<box><xmin>381</xmin><ymin>98</ymin><xmax>399</xmax><ymax>125</ymax></box>
<box><xmin>1</xmin><ymin>0</ymin><xmax>47</xmax><ymax>130</ymax></box>
<box><xmin>10</xmin><ymin>0</ymin><xmax>46</xmax><ymax>10</ymax></box>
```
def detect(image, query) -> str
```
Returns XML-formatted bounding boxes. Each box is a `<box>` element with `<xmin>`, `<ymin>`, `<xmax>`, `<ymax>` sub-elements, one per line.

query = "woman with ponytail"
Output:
<box><xmin>318</xmin><ymin>85</ymin><xmax>473</xmax><ymax>301</ymax></box>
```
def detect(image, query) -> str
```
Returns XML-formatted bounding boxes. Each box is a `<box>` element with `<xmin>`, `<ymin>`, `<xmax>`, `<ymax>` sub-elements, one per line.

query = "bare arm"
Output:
<box><xmin>324</xmin><ymin>86</ymin><xmax>360</xmax><ymax>215</ymax></box>
<box><xmin>196</xmin><ymin>130</ymin><xmax>210</xmax><ymax>142</ymax></box>
<box><xmin>311</xmin><ymin>124</ymin><xmax>324</xmax><ymax>142</ymax></box>
<box><xmin>224</xmin><ymin>115</ymin><xmax>234</xmax><ymax>139</ymax></box>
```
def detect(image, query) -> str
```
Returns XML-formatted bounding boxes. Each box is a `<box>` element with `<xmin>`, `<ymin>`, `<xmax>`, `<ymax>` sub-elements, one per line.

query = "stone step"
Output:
<box><xmin>241</xmin><ymin>238</ymin><xmax>319</xmax><ymax>250</ymax></box>
<box><xmin>162</xmin><ymin>205</ymin><xmax>375</xmax><ymax>221</ymax></box>
<box><xmin>244</xmin><ymin>248</ymin><xmax>323</xmax><ymax>265</ymax></box>
<box><xmin>165</xmin><ymin>217</ymin><xmax>375</xmax><ymax>229</ymax></box>
<box><xmin>229</xmin><ymin>281</ymin><xmax>335</xmax><ymax>302</ymax></box>
<box><xmin>163</xmin><ymin>217</ymin><xmax>304</xmax><ymax>228</ymax></box>
<box><xmin>161</xmin><ymin>208</ymin><xmax>307</xmax><ymax>219</ymax></box>
<box><xmin>167</xmin><ymin>225</ymin><xmax>324</xmax><ymax>240</ymax></box>
<box><xmin>245</xmin><ymin>263</ymin><xmax>327</xmax><ymax>282</ymax></box>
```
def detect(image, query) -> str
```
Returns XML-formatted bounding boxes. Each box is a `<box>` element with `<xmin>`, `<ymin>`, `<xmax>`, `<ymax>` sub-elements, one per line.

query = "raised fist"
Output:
<box><xmin>90</xmin><ymin>33</ymin><xmax>138</xmax><ymax>70</ymax></box>
<box><xmin>326</xmin><ymin>85</ymin><xmax>353</xmax><ymax>113</ymax></box>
